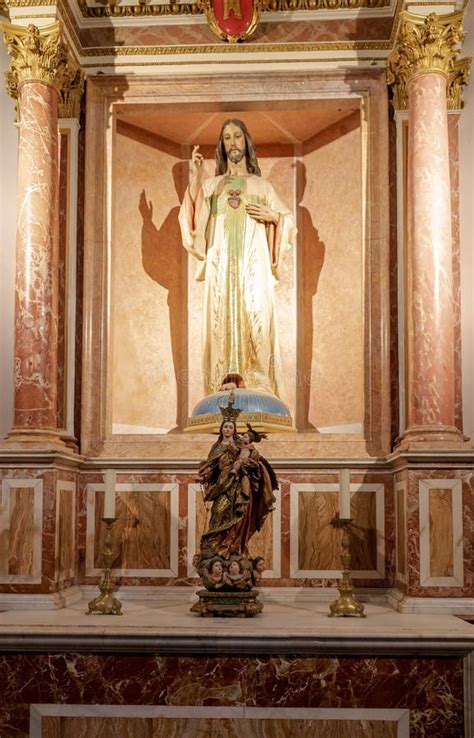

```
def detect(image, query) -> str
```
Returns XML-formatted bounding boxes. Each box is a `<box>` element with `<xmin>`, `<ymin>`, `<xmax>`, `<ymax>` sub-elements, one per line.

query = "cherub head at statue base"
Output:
<box><xmin>194</xmin><ymin>550</ymin><xmax>264</xmax><ymax>592</ymax></box>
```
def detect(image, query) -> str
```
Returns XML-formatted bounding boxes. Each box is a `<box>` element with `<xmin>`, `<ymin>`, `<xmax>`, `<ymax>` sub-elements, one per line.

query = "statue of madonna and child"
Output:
<box><xmin>190</xmin><ymin>394</ymin><xmax>278</xmax><ymax>617</ymax></box>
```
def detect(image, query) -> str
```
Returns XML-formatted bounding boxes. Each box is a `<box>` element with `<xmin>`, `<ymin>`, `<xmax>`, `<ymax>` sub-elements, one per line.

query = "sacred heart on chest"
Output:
<box><xmin>227</xmin><ymin>189</ymin><xmax>241</xmax><ymax>209</ymax></box>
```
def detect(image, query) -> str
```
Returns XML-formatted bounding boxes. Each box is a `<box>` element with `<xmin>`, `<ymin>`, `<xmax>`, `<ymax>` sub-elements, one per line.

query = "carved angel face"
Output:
<box><xmin>229</xmin><ymin>560</ymin><xmax>241</xmax><ymax>575</ymax></box>
<box><xmin>211</xmin><ymin>561</ymin><xmax>223</xmax><ymax>575</ymax></box>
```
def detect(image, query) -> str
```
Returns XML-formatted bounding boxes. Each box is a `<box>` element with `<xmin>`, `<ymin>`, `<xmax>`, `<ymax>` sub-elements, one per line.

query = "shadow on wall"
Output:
<box><xmin>139</xmin><ymin>160</ymin><xmax>189</xmax><ymax>432</ymax></box>
<box><xmin>294</xmin><ymin>159</ymin><xmax>325</xmax><ymax>431</ymax></box>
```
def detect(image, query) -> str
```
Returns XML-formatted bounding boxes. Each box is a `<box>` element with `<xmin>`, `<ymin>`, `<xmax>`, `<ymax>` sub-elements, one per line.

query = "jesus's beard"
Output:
<box><xmin>228</xmin><ymin>149</ymin><xmax>245</xmax><ymax>164</ymax></box>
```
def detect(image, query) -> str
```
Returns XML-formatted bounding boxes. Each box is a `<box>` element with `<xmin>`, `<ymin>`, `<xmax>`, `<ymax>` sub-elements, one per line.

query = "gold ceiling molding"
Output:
<box><xmin>2</xmin><ymin>22</ymin><xmax>83</xmax><ymax>113</ymax></box>
<box><xmin>387</xmin><ymin>11</ymin><xmax>468</xmax><ymax>109</ymax></box>
<box><xmin>76</xmin><ymin>0</ymin><xmax>389</xmax><ymax>20</ymax></box>
<box><xmin>82</xmin><ymin>54</ymin><xmax>380</xmax><ymax>67</ymax></box>
<box><xmin>4</xmin><ymin>0</ymin><xmax>54</xmax><ymax>5</ymax></box>
<box><xmin>81</xmin><ymin>39</ymin><xmax>390</xmax><ymax>55</ymax></box>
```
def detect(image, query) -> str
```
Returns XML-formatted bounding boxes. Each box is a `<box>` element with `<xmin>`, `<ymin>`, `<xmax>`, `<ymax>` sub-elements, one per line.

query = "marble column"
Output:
<box><xmin>387</xmin><ymin>11</ymin><xmax>470</xmax><ymax>449</ymax></box>
<box><xmin>2</xmin><ymin>24</ymin><xmax>77</xmax><ymax>448</ymax></box>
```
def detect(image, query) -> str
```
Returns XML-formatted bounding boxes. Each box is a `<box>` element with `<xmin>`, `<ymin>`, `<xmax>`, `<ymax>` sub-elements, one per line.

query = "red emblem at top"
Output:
<box><xmin>201</xmin><ymin>0</ymin><xmax>262</xmax><ymax>43</ymax></box>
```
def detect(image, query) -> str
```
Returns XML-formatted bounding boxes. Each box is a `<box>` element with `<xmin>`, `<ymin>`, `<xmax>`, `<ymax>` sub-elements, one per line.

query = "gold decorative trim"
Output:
<box><xmin>185</xmin><ymin>410</ymin><xmax>295</xmax><ymax>433</ymax></box>
<box><xmin>81</xmin><ymin>39</ymin><xmax>391</xmax><ymax>56</ymax></box>
<box><xmin>75</xmin><ymin>0</ymin><xmax>390</xmax><ymax>20</ymax></box>
<box><xmin>447</xmin><ymin>55</ymin><xmax>471</xmax><ymax>110</ymax></box>
<box><xmin>59</xmin><ymin>64</ymin><xmax>84</xmax><ymax>117</ymax></box>
<box><xmin>81</xmin><ymin>54</ymin><xmax>385</xmax><ymax>67</ymax></box>
<box><xmin>2</xmin><ymin>22</ymin><xmax>78</xmax><ymax>101</ymax></box>
<box><xmin>6</xmin><ymin>12</ymin><xmax>57</xmax><ymax>17</ymax></box>
<box><xmin>4</xmin><ymin>0</ymin><xmax>55</xmax><ymax>6</ymax></box>
<box><xmin>387</xmin><ymin>11</ymin><xmax>466</xmax><ymax>110</ymax></box>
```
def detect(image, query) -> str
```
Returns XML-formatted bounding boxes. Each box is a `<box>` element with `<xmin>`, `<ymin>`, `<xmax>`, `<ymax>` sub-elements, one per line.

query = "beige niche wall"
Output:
<box><xmin>298</xmin><ymin>112</ymin><xmax>363</xmax><ymax>431</ymax></box>
<box><xmin>110</xmin><ymin>106</ymin><xmax>363</xmax><ymax>435</ymax></box>
<box><xmin>111</xmin><ymin>122</ymin><xmax>188</xmax><ymax>433</ymax></box>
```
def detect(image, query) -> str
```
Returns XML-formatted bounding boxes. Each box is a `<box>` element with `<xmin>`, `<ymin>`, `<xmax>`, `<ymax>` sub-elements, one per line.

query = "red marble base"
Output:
<box><xmin>0</xmin><ymin>653</ymin><xmax>465</xmax><ymax>737</ymax></box>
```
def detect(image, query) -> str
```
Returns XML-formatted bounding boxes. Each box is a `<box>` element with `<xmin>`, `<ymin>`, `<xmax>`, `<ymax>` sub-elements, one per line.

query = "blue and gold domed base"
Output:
<box><xmin>186</xmin><ymin>389</ymin><xmax>295</xmax><ymax>434</ymax></box>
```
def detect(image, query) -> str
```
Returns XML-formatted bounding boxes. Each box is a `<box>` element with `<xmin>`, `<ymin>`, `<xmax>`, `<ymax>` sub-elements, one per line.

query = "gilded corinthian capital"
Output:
<box><xmin>3</xmin><ymin>22</ymin><xmax>78</xmax><ymax>102</ymax></box>
<box><xmin>387</xmin><ymin>11</ymin><xmax>471</xmax><ymax>110</ymax></box>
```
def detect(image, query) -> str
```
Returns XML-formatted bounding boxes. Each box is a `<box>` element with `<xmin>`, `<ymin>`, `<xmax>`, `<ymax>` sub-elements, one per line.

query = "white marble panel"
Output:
<box><xmin>394</xmin><ymin>111</ymin><xmax>408</xmax><ymax>437</ymax></box>
<box><xmin>290</xmin><ymin>483</ymin><xmax>385</xmax><ymax>579</ymax></box>
<box><xmin>0</xmin><ymin>478</ymin><xmax>43</xmax><ymax>584</ymax></box>
<box><xmin>394</xmin><ymin>481</ymin><xmax>407</xmax><ymax>584</ymax></box>
<box><xmin>419</xmin><ymin>478</ymin><xmax>464</xmax><ymax>587</ymax></box>
<box><xmin>85</xmin><ymin>483</ymin><xmax>178</xmax><ymax>577</ymax></box>
<box><xmin>388</xmin><ymin>589</ymin><xmax>474</xmax><ymax>614</ymax></box>
<box><xmin>186</xmin><ymin>483</ymin><xmax>201</xmax><ymax>579</ymax></box>
<box><xmin>30</xmin><ymin>704</ymin><xmax>410</xmax><ymax>738</ymax></box>
<box><xmin>58</xmin><ymin>120</ymin><xmax>80</xmax><ymax>438</ymax></box>
<box><xmin>55</xmin><ymin>480</ymin><xmax>76</xmax><ymax>583</ymax></box>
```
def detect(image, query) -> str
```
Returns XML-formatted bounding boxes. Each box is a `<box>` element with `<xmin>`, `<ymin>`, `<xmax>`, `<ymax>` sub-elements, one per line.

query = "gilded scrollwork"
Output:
<box><xmin>387</xmin><ymin>11</ymin><xmax>470</xmax><ymax>110</ymax></box>
<box><xmin>3</xmin><ymin>23</ymin><xmax>77</xmax><ymax>97</ymax></box>
<box><xmin>447</xmin><ymin>56</ymin><xmax>471</xmax><ymax>110</ymax></box>
<box><xmin>73</xmin><ymin>0</ymin><xmax>388</xmax><ymax>20</ymax></box>
<box><xmin>59</xmin><ymin>65</ymin><xmax>84</xmax><ymax>118</ymax></box>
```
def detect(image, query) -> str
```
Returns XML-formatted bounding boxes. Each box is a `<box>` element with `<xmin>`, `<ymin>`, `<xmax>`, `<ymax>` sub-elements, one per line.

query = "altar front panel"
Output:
<box><xmin>0</xmin><ymin>653</ymin><xmax>464</xmax><ymax>737</ymax></box>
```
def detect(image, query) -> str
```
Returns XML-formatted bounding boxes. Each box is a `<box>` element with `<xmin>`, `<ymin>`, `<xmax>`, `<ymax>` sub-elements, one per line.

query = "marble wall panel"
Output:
<box><xmin>57</xmin><ymin>131</ymin><xmax>69</xmax><ymax>432</ymax></box>
<box><xmin>54</xmin><ymin>481</ymin><xmax>76</xmax><ymax>583</ymax></box>
<box><xmin>296</xmin><ymin>487</ymin><xmax>340</xmax><ymax>573</ymax></box>
<box><xmin>394</xmin><ymin>482</ymin><xmax>407</xmax><ymax>584</ymax></box>
<box><xmin>429</xmin><ymin>489</ymin><xmax>454</xmax><ymax>578</ymax></box>
<box><xmin>403</xmin><ymin>470</ymin><xmax>473</xmax><ymax>598</ymax></box>
<box><xmin>419</xmin><ymin>479</ymin><xmax>463</xmax><ymax>588</ymax></box>
<box><xmin>43</xmin><ymin>716</ymin><xmax>151</xmax><ymax>738</ymax></box>
<box><xmin>388</xmin><ymin>110</ymin><xmax>399</xmax><ymax>447</ymax></box>
<box><xmin>349</xmin><ymin>487</ymin><xmax>378</xmax><ymax>573</ymax></box>
<box><xmin>38</xmin><ymin>712</ymin><xmax>402</xmax><ymax>738</ymax></box>
<box><xmin>290</xmin><ymin>482</ymin><xmax>384</xmax><ymax>579</ymax></box>
<box><xmin>448</xmin><ymin>113</ymin><xmax>462</xmax><ymax>432</ymax></box>
<box><xmin>187</xmin><ymin>483</ymin><xmax>280</xmax><ymax>578</ymax></box>
<box><xmin>86</xmin><ymin>483</ymin><xmax>178</xmax><ymax>577</ymax></box>
<box><xmin>0</xmin><ymin>479</ymin><xmax>42</xmax><ymax>584</ymax></box>
<box><xmin>2</xmin><ymin>654</ymin><xmax>463</xmax><ymax>738</ymax></box>
<box><xmin>74</xmin><ymin>109</ymin><xmax>85</xmax><ymax>446</ymax></box>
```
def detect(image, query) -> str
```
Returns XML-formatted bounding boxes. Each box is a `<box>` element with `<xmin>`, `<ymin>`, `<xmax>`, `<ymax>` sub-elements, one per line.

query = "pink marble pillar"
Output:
<box><xmin>8</xmin><ymin>81</ymin><xmax>63</xmax><ymax>446</ymax></box>
<box><xmin>400</xmin><ymin>71</ymin><xmax>465</xmax><ymax>449</ymax></box>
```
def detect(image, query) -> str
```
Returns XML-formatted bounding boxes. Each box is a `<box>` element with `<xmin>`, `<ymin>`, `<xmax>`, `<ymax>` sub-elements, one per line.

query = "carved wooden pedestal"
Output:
<box><xmin>191</xmin><ymin>589</ymin><xmax>263</xmax><ymax>617</ymax></box>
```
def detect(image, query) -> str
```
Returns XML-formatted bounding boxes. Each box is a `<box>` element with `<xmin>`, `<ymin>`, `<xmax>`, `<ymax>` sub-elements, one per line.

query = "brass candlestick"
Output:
<box><xmin>328</xmin><ymin>515</ymin><xmax>366</xmax><ymax>618</ymax></box>
<box><xmin>86</xmin><ymin>517</ymin><xmax>123</xmax><ymax>615</ymax></box>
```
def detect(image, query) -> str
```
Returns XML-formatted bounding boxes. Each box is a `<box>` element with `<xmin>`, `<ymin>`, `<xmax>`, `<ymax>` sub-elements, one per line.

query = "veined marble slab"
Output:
<box><xmin>0</xmin><ymin>596</ymin><xmax>472</xmax><ymax>656</ymax></box>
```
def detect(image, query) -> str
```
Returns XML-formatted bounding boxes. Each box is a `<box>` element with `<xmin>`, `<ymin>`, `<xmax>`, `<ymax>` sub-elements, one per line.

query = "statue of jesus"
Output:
<box><xmin>179</xmin><ymin>118</ymin><xmax>296</xmax><ymax>399</ymax></box>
